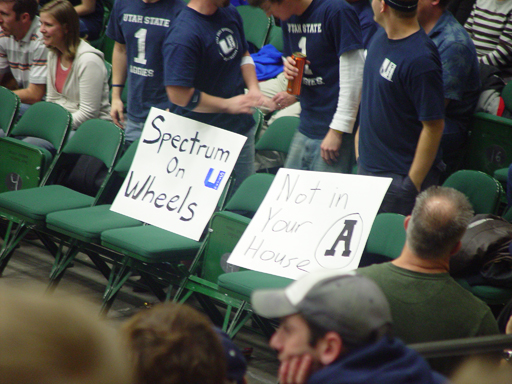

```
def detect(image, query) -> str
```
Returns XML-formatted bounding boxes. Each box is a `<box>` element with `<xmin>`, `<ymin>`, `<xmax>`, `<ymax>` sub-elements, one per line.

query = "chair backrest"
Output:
<box><xmin>43</xmin><ymin>119</ymin><xmax>123</xmax><ymax>195</ymax></box>
<box><xmin>0</xmin><ymin>86</ymin><xmax>20</xmax><ymax>136</ymax></box>
<box><xmin>201</xmin><ymin>211</ymin><xmax>251</xmax><ymax>283</ymax></box>
<box><xmin>365</xmin><ymin>213</ymin><xmax>406</xmax><ymax>259</ymax></box>
<box><xmin>236</xmin><ymin>5</ymin><xmax>272</xmax><ymax>50</ymax></box>
<box><xmin>463</xmin><ymin>112</ymin><xmax>512</xmax><ymax>176</ymax></box>
<box><xmin>0</xmin><ymin>138</ymin><xmax>51</xmax><ymax>193</ymax></box>
<box><xmin>11</xmin><ymin>101</ymin><xmax>72</xmax><ymax>153</ymax></box>
<box><xmin>223</xmin><ymin>173</ymin><xmax>275</xmax><ymax>213</ymax></box>
<box><xmin>198</xmin><ymin>174</ymin><xmax>274</xmax><ymax>282</ymax></box>
<box><xmin>266</xmin><ymin>25</ymin><xmax>283</xmax><ymax>53</ymax></box>
<box><xmin>113</xmin><ymin>139</ymin><xmax>139</xmax><ymax>176</ymax></box>
<box><xmin>255</xmin><ymin>116</ymin><xmax>299</xmax><ymax>154</ymax></box>
<box><xmin>442</xmin><ymin>170</ymin><xmax>502</xmax><ymax>214</ymax></box>
<box><xmin>62</xmin><ymin>119</ymin><xmax>123</xmax><ymax>169</ymax></box>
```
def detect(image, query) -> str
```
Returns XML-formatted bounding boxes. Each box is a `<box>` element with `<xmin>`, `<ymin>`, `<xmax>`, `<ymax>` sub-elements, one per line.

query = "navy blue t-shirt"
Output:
<box><xmin>163</xmin><ymin>5</ymin><xmax>254</xmax><ymax>134</ymax></box>
<box><xmin>282</xmin><ymin>0</ymin><xmax>362</xmax><ymax>139</ymax></box>
<box><xmin>106</xmin><ymin>0</ymin><xmax>185</xmax><ymax>122</ymax></box>
<box><xmin>359</xmin><ymin>28</ymin><xmax>445</xmax><ymax>175</ymax></box>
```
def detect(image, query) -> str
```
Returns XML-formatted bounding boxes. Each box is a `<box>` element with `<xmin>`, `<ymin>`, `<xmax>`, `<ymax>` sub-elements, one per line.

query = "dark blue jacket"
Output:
<box><xmin>308</xmin><ymin>337</ymin><xmax>446</xmax><ymax>384</ymax></box>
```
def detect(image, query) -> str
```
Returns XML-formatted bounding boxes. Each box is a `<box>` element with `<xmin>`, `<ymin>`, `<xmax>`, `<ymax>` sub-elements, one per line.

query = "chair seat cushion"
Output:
<box><xmin>494</xmin><ymin>168</ymin><xmax>508</xmax><ymax>182</ymax></box>
<box><xmin>470</xmin><ymin>285</ymin><xmax>512</xmax><ymax>306</ymax></box>
<box><xmin>101</xmin><ymin>225</ymin><xmax>201</xmax><ymax>263</ymax></box>
<box><xmin>46</xmin><ymin>204</ymin><xmax>142</xmax><ymax>242</ymax></box>
<box><xmin>218</xmin><ymin>271</ymin><xmax>292</xmax><ymax>299</ymax></box>
<box><xmin>0</xmin><ymin>185</ymin><xmax>94</xmax><ymax>222</ymax></box>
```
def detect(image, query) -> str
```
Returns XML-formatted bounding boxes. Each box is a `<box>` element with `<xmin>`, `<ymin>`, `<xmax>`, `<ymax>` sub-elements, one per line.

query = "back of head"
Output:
<box><xmin>0</xmin><ymin>285</ymin><xmax>133</xmax><ymax>384</ymax></box>
<box><xmin>385</xmin><ymin>0</ymin><xmax>418</xmax><ymax>18</ymax></box>
<box><xmin>252</xmin><ymin>271</ymin><xmax>393</xmax><ymax>349</ymax></box>
<box><xmin>40</xmin><ymin>0</ymin><xmax>80</xmax><ymax>58</ymax></box>
<box><xmin>121</xmin><ymin>302</ymin><xmax>226</xmax><ymax>384</ymax></box>
<box><xmin>406</xmin><ymin>186</ymin><xmax>474</xmax><ymax>260</ymax></box>
<box><xmin>0</xmin><ymin>0</ymin><xmax>38</xmax><ymax>20</ymax></box>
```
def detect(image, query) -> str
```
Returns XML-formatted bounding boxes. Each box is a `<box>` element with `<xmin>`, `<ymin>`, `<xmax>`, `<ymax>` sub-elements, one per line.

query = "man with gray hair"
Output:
<box><xmin>358</xmin><ymin>186</ymin><xmax>499</xmax><ymax>375</ymax></box>
<box><xmin>252</xmin><ymin>270</ymin><xmax>446</xmax><ymax>384</ymax></box>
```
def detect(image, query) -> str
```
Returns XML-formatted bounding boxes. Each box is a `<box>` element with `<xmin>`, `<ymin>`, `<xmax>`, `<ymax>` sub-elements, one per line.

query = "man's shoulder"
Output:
<box><xmin>357</xmin><ymin>262</ymin><xmax>392</xmax><ymax>279</ymax></box>
<box><xmin>433</xmin><ymin>12</ymin><xmax>476</xmax><ymax>55</ymax></box>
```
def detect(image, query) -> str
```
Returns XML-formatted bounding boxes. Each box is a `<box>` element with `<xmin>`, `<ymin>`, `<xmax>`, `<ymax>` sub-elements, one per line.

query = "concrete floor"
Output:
<box><xmin>0</xmin><ymin>238</ymin><xmax>280</xmax><ymax>384</ymax></box>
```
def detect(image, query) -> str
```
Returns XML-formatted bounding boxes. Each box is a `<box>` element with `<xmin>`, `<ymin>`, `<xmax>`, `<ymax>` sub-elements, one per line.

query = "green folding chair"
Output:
<box><xmin>0</xmin><ymin>102</ymin><xmax>72</xmax><ymax>194</ymax></box>
<box><xmin>0</xmin><ymin>119</ymin><xmax>124</xmax><ymax>275</ymax></box>
<box><xmin>442</xmin><ymin>170</ymin><xmax>503</xmax><ymax>215</ymax></box>
<box><xmin>266</xmin><ymin>25</ymin><xmax>283</xmax><ymax>52</ymax></box>
<box><xmin>236</xmin><ymin>5</ymin><xmax>272</xmax><ymax>51</ymax></box>
<box><xmin>99</xmin><ymin>173</ymin><xmax>275</xmax><ymax>317</ymax></box>
<box><xmin>0</xmin><ymin>86</ymin><xmax>20</xmax><ymax>137</ymax></box>
<box><xmin>44</xmin><ymin>140</ymin><xmax>143</xmax><ymax>291</ymax></box>
<box><xmin>463</xmin><ymin>112</ymin><xmax>512</xmax><ymax>176</ymax></box>
<box><xmin>255</xmin><ymin>116</ymin><xmax>299</xmax><ymax>155</ymax></box>
<box><xmin>360</xmin><ymin>212</ymin><xmax>406</xmax><ymax>265</ymax></box>
<box><xmin>443</xmin><ymin>171</ymin><xmax>512</xmax><ymax>304</ymax></box>
<box><xmin>217</xmin><ymin>212</ymin><xmax>406</xmax><ymax>338</ymax></box>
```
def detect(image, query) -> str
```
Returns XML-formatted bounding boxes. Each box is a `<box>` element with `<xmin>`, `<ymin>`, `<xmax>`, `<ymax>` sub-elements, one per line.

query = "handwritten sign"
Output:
<box><xmin>110</xmin><ymin>108</ymin><xmax>247</xmax><ymax>241</ymax></box>
<box><xmin>227</xmin><ymin>169</ymin><xmax>392</xmax><ymax>280</ymax></box>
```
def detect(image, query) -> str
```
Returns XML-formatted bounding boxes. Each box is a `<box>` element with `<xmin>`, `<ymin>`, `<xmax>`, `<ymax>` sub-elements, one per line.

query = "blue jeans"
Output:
<box><xmin>284</xmin><ymin>130</ymin><xmax>355</xmax><ymax>173</ymax></box>
<box><xmin>231</xmin><ymin>124</ymin><xmax>256</xmax><ymax>193</ymax></box>
<box><xmin>358</xmin><ymin>165</ymin><xmax>442</xmax><ymax>216</ymax></box>
<box><xmin>124</xmin><ymin>118</ymin><xmax>145</xmax><ymax>148</ymax></box>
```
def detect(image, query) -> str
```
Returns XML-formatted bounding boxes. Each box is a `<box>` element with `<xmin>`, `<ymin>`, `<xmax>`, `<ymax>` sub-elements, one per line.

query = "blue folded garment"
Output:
<box><xmin>251</xmin><ymin>45</ymin><xmax>284</xmax><ymax>81</ymax></box>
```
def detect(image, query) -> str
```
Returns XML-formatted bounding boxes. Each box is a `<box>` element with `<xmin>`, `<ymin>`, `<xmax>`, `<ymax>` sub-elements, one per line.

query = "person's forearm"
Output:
<box><xmin>329</xmin><ymin>49</ymin><xmax>364</xmax><ymax>134</ymax></box>
<box><xmin>408</xmin><ymin>119</ymin><xmax>444</xmax><ymax>191</ymax></box>
<box><xmin>14</xmin><ymin>84</ymin><xmax>46</xmax><ymax>104</ymax></box>
<box><xmin>111</xmin><ymin>42</ymin><xmax>127</xmax><ymax>102</ymax></box>
<box><xmin>74</xmin><ymin>0</ymin><xmax>96</xmax><ymax>16</ymax></box>
<box><xmin>241</xmin><ymin>52</ymin><xmax>259</xmax><ymax>92</ymax></box>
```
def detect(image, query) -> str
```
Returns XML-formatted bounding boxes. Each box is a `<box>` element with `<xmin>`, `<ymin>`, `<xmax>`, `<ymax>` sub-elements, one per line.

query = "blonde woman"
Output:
<box><xmin>40</xmin><ymin>0</ymin><xmax>111</xmax><ymax>132</ymax></box>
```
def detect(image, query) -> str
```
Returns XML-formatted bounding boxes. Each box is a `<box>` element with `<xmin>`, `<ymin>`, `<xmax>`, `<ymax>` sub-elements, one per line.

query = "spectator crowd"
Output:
<box><xmin>1</xmin><ymin>0</ymin><xmax>512</xmax><ymax>382</ymax></box>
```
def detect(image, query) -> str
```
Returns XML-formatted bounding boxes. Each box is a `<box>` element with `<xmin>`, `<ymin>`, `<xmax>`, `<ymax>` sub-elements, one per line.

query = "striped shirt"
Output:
<box><xmin>0</xmin><ymin>16</ymin><xmax>47</xmax><ymax>89</ymax></box>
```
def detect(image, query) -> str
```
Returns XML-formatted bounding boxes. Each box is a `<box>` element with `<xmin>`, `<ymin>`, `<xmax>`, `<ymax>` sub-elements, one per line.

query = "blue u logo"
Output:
<box><xmin>204</xmin><ymin>168</ymin><xmax>225</xmax><ymax>190</ymax></box>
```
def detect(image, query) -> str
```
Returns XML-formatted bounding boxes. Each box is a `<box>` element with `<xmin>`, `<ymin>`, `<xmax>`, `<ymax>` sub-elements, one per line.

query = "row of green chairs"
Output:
<box><xmin>0</xmin><ymin>119</ymin><xmax>124</xmax><ymax>276</ymax></box>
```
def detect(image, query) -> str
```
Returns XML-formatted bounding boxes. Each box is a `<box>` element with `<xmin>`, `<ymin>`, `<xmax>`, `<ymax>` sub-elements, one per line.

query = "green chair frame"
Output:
<box><xmin>0</xmin><ymin>86</ymin><xmax>20</xmax><ymax>137</ymax></box>
<box><xmin>44</xmin><ymin>140</ymin><xmax>142</xmax><ymax>292</ymax></box>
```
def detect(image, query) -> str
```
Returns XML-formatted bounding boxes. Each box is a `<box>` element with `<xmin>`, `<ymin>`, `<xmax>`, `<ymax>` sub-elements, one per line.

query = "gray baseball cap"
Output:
<box><xmin>251</xmin><ymin>270</ymin><xmax>393</xmax><ymax>346</ymax></box>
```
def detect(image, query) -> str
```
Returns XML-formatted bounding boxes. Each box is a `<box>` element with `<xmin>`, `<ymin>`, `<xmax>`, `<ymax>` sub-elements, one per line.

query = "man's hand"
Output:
<box><xmin>320</xmin><ymin>129</ymin><xmax>343</xmax><ymax>165</ymax></box>
<box><xmin>278</xmin><ymin>354</ymin><xmax>313</xmax><ymax>384</ymax></box>
<box><xmin>273</xmin><ymin>91</ymin><xmax>297</xmax><ymax>110</ymax></box>
<box><xmin>225</xmin><ymin>93</ymin><xmax>261</xmax><ymax>114</ymax></box>
<box><xmin>247</xmin><ymin>88</ymin><xmax>277</xmax><ymax>112</ymax></box>
<box><xmin>111</xmin><ymin>98</ymin><xmax>125</xmax><ymax>128</ymax></box>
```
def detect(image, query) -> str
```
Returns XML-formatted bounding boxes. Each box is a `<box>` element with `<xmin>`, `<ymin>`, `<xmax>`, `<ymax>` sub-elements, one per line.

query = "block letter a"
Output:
<box><xmin>324</xmin><ymin>220</ymin><xmax>357</xmax><ymax>257</ymax></box>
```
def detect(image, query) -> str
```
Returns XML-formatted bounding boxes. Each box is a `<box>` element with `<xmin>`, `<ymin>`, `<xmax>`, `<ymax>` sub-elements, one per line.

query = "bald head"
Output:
<box><xmin>406</xmin><ymin>186</ymin><xmax>474</xmax><ymax>260</ymax></box>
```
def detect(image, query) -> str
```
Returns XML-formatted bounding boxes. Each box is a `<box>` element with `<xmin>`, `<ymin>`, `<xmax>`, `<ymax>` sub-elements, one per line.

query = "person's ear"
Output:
<box><xmin>404</xmin><ymin>215</ymin><xmax>411</xmax><ymax>230</ymax></box>
<box><xmin>449</xmin><ymin>240</ymin><xmax>462</xmax><ymax>256</ymax></box>
<box><xmin>315</xmin><ymin>331</ymin><xmax>343</xmax><ymax>366</ymax></box>
<box><xmin>20</xmin><ymin>12</ymin><xmax>30</xmax><ymax>23</ymax></box>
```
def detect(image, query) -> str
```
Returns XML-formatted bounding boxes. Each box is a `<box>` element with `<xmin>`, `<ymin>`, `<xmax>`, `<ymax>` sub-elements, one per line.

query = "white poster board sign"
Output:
<box><xmin>110</xmin><ymin>108</ymin><xmax>246</xmax><ymax>241</ymax></box>
<box><xmin>227</xmin><ymin>169</ymin><xmax>392</xmax><ymax>280</ymax></box>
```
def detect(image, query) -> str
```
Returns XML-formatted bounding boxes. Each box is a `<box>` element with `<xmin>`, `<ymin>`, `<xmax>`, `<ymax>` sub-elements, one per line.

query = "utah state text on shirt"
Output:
<box><xmin>287</xmin><ymin>23</ymin><xmax>322</xmax><ymax>33</ymax></box>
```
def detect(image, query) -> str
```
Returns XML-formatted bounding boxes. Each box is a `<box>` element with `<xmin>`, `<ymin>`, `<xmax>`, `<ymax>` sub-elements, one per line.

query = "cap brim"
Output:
<box><xmin>251</xmin><ymin>289</ymin><xmax>297</xmax><ymax>318</ymax></box>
